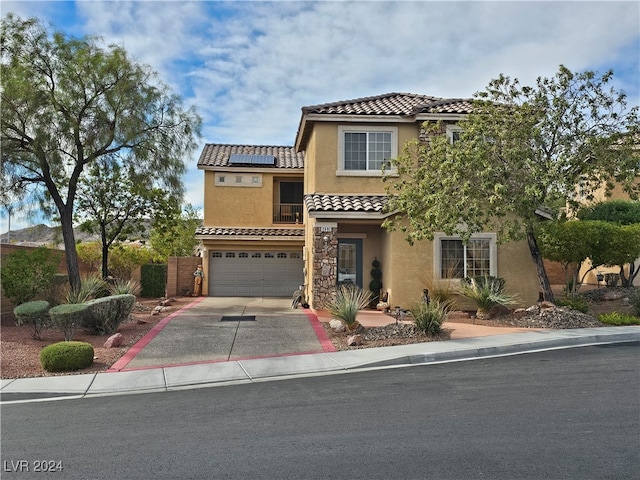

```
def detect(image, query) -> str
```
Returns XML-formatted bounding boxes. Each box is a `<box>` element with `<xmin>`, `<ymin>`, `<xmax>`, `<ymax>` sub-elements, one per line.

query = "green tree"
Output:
<box><xmin>149</xmin><ymin>204</ymin><xmax>202</xmax><ymax>261</ymax></box>
<box><xmin>577</xmin><ymin>200</ymin><xmax>640</xmax><ymax>286</ymax></box>
<box><xmin>0</xmin><ymin>15</ymin><xmax>201</xmax><ymax>291</ymax></box>
<box><xmin>0</xmin><ymin>246</ymin><xmax>61</xmax><ymax>305</ymax></box>
<box><xmin>75</xmin><ymin>157</ymin><xmax>178</xmax><ymax>278</ymax></box>
<box><xmin>384</xmin><ymin>66</ymin><xmax>639</xmax><ymax>302</ymax></box>
<box><xmin>577</xmin><ymin>199</ymin><xmax>640</xmax><ymax>226</ymax></box>
<box><xmin>537</xmin><ymin>220</ymin><xmax>619</xmax><ymax>291</ymax></box>
<box><xmin>108</xmin><ymin>243</ymin><xmax>153</xmax><ymax>280</ymax></box>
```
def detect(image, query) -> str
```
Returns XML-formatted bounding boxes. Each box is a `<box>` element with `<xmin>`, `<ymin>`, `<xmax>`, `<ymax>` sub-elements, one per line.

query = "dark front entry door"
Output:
<box><xmin>337</xmin><ymin>239</ymin><xmax>363</xmax><ymax>288</ymax></box>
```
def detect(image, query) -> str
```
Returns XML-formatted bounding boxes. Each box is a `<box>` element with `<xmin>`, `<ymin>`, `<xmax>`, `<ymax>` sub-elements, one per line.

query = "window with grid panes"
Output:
<box><xmin>339</xmin><ymin>126</ymin><xmax>396</xmax><ymax>172</ymax></box>
<box><xmin>440</xmin><ymin>238</ymin><xmax>492</xmax><ymax>279</ymax></box>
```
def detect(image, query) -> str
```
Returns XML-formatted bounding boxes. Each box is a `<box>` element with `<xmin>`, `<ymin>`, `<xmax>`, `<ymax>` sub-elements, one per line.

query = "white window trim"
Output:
<box><xmin>337</xmin><ymin>125</ymin><xmax>398</xmax><ymax>176</ymax></box>
<box><xmin>446</xmin><ymin>124</ymin><xmax>463</xmax><ymax>144</ymax></box>
<box><xmin>433</xmin><ymin>232</ymin><xmax>497</xmax><ymax>281</ymax></box>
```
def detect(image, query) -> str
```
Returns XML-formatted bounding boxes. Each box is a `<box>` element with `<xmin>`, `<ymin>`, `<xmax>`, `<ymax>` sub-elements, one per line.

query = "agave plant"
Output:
<box><xmin>64</xmin><ymin>274</ymin><xmax>107</xmax><ymax>304</ymax></box>
<box><xmin>458</xmin><ymin>276</ymin><xmax>516</xmax><ymax>319</ymax></box>
<box><xmin>410</xmin><ymin>300</ymin><xmax>448</xmax><ymax>335</ymax></box>
<box><xmin>326</xmin><ymin>284</ymin><xmax>372</xmax><ymax>330</ymax></box>
<box><xmin>108</xmin><ymin>278</ymin><xmax>141</xmax><ymax>296</ymax></box>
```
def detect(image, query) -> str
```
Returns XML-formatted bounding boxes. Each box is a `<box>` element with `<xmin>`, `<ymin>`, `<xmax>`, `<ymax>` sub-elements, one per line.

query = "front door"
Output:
<box><xmin>337</xmin><ymin>239</ymin><xmax>363</xmax><ymax>288</ymax></box>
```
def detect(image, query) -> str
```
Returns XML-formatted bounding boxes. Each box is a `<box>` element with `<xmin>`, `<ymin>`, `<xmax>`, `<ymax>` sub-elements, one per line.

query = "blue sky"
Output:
<box><xmin>2</xmin><ymin>0</ymin><xmax>639</xmax><ymax>233</ymax></box>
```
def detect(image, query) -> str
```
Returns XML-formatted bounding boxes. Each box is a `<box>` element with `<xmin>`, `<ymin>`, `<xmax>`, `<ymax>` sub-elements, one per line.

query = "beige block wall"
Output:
<box><xmin>166</xmin><ymin>256</ymin><xmax>202</xmax><ymax>297</ymax></box>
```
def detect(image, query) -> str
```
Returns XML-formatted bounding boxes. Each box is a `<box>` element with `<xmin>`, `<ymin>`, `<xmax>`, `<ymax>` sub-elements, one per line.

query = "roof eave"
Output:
<box><xmin>308</xmin><ymin>211</ymin><xmax>395</xmax><ymax>220</ymax></box>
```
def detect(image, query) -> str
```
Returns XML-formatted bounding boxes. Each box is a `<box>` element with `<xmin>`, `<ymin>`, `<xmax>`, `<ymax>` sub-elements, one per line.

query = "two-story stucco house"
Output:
<box><xmin>196</xmin><ymin>93</ymin><xmax>540</xmax><ymax>309</ymax></box>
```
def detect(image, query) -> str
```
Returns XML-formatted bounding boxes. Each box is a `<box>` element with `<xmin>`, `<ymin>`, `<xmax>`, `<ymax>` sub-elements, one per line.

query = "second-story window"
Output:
<box><xmin>338</xmin><ymin>126</ymin><xmax>397</xmax><ymax>174</ymax></box>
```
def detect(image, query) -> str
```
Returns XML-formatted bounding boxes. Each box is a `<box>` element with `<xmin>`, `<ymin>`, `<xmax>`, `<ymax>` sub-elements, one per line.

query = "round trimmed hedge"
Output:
<box><xmin>40</xmin><ymin>341</ymin><xmax>94</xmax><ymax>372</ymax></box>
<box><xmin>14</xmin><ymin>300</ymin><xmax>50</xmax><ymax>321</ymax></box>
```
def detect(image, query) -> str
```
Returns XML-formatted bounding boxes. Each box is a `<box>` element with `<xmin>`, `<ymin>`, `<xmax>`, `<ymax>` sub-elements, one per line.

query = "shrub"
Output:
<box><xmin>555</xmin><ymin>295</ymin><xmax>590</xmax><ymax>314</ymax></box>
<box><xmin>459</xmin><ymin>276</ymin><xmax>516</xmax><ymax>319</ymax></box>
<box><xmin>629</xmin><ymin>289</ymin><xmax>640</xmax><ymax>317</ymax></box>
<box><xmin>84</xmin><ymin>294</ymin><xmax>136</xmax><ymax>335</ymax></box>
<box><xmin>410</xmin><ymin>300</ymin><xmax>448</xmax><ymax>335</ymax></box>
<box><xmin>326</xmin><ymin>285</ymin><xmax>372</xmax><ymax>329</ymax></box>
<box><xmin>14</xmin><ymin>300</ymin><xmax>51</xmax><ymax>340</ymax></box>
<box><xmin>40</xmin><ymin>341</ymin><xmax>94</xmax><ymax>372</ymax></box>
<box><xmin>48</xmin><ymin>303</ymin><xmax>88</xmax><ymax>341</ymax></box>
<box><xmin>141</xmin><ymin>263</ymin><xmax>167</xmax><ymax>297</ymax></box>
<box><xmin>1</xmin><ymin>246</ymin><xmax>61</xmax><ymax>306</ymax></box>
<box><xmin>598</xmin><ymin>312</ymin><xmax>640</xmax><ymax>326</ymax></box>
<box><xmin>64</xmin><ymin>275</ymin><xmax>107</xmax><ymax>304</ymax></box>
<box><xmin>107</xmin><ymin>278</ymin><xmax>141</xmax><ymax>296</ymax></box>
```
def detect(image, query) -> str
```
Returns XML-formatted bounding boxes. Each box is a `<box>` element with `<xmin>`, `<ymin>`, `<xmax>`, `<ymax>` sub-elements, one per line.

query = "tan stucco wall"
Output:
<box><xmin>378</xmin><ymin>230</ymin><xmax>540</xmax><ymax>310</ymax></box>
<box><xmin>305</xmin><ymin>122</ymin><xmax>419</xmax><ymax>194</ymax></box>
<box><xmin>203</xmin><ymin>170</ymin><xmax>303</xmax><ymax>227</ymax></box>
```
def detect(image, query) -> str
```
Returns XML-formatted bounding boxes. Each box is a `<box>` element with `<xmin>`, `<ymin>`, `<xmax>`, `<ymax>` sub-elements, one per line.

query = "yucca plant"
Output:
<box><xmin>65</xmin><ymin>274</ymin><xmax>107</xmax><ymax>304</ymax></box>
<box><xmin>459</xmin><ymin>276</ymin><xmax>516</xmax><ymax>319</ymax></box>
<box><xmin>410</xmin><ymin>300</ymin><xmax>448</xmax><ymax>335</ymax></box>
<box><xmin>108</xmin><ymin>278</ymin><xmax>141</xmax><ymax>296</ymax></box>
<box><xmin>326</xmin><ymin>284</ymin><xmax>372</xmax><ymax>330</ymax></box>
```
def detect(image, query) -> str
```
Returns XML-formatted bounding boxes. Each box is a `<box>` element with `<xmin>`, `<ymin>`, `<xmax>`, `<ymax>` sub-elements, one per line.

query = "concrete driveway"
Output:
<box><xmin>114</xmin><ymin>297</ymin><xmax>327</xmax><ymax>370</ymax></box>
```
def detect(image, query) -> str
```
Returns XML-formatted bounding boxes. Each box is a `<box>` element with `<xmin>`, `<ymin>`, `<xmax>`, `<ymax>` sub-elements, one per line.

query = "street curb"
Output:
<box><xmin>355</xmin><ymin>333</ymin><xmax>640</xmax><ymax>369</ymax></box>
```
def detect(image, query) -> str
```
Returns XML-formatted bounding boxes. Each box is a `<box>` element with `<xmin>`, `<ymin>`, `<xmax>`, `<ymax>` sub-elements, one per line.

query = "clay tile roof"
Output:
<box><xmin>301</xmin><ymin>92</ymin><xmax>474</xmax><ymax>116</ymax></box>
<box><xmin>195</xmin><ymin>227</ymin><xmax>304</xmax><ymax>237</ymax></box>
<box><xmin>304</xmin><ymin>194</ymin><xmax>388</xmax><ymax>213</ymax></box>
<box><xmin>198</xmin><ymin>144</ymin><xmax>304</xmax><ymax>169</ymax></box>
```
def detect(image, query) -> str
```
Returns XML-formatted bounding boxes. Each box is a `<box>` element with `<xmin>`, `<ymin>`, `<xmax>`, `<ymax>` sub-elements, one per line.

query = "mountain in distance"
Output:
<box><xmin>0</xmin><ymin>222</ymin><xmax>151</xmax><ymax>248</ymax></box>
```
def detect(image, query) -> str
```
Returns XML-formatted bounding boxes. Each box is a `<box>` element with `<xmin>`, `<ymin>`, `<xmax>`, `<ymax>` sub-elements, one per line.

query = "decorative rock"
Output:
<box><xmin>512</xmin><ymin>308</ymin><xmax>528</xmax><ymax>319</ymax></box>
<box><xmin>329</xmin><ymin>319</ymin><xmax>345</xmax><ymax>332</ymax></box>
<box><xmin>347</xmin><ymin>334</ymin><xmax>363</xmax><ymax>346</ymax></box>
<box><xmin>159</xmin><ymin>299</ymin><xmax>172</xmax><ymax>306</ymax></box>
<box><xmin>603</xmin><ymin>291</ymin><xmax>623</xmax><ymax>301</ymax></box>
<box><xmin>540</xmin><ymin>301</ymin><xmax>556</xmax><ymax>309</ymax></box>
<box><xmin>103</xmin><ymin>333</ymin><xmax>123</xmax><ymax>348</ymax></box>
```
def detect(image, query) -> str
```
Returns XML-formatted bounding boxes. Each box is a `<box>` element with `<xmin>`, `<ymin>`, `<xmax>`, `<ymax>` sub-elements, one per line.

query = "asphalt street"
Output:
<box><xmin>1</xmin><ymin>343</ymin><xmax>638</xmax><ymax>480</ymax></box>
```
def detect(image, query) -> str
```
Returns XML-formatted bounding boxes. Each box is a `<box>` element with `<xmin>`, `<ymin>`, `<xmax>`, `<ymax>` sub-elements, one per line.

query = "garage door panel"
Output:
<box><xmin>209</xmin><ymin>250</ymin><xmax>303</xmax><ymax>297</ymax></box>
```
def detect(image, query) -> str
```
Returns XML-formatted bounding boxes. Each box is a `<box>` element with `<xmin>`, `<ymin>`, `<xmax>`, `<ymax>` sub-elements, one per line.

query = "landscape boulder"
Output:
<box><xmin>104</xmin><ymin>333</ymin><xmax>124</xmax><ymax>348</ymax></box>
<box><xmin>329</xmin><ymin>319</ymin><xmax>345</xmax><ymax>332</ymax></box>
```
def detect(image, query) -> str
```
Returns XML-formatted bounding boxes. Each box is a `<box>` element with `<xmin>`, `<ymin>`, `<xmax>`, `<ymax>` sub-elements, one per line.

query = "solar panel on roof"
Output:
<box><xmin>229</xmin><ymin>154</ymin><xmax>276</xmax><ymax>165</ymax></box>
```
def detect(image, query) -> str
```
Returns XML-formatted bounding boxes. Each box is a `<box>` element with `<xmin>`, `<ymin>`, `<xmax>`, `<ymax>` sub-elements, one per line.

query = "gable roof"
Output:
<box><xmin>301</xmin><ymin>92</ymin><xmax>473</xmax><ymax>116</ymax></box>
<box><xmin>198</xmin><ymin>144</ymin><xmax>304</xmax><ymax>169</ymax></box>
<box><xmin>296</xmin><ymin>92</ymin><xmax>473</xmax><ymax>150</ymax></box>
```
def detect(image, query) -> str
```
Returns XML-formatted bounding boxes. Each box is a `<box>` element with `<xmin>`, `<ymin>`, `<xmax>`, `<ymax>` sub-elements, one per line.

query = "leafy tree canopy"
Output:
<box><xmin>75</xmin><ymin>157</ymin><xmax>180</xmax><ymax>278</ymax></box>
<box><xmin>384</xmin><ymin>65</ymin><xmax>639</xmax><ymax>301</ymax></box>
<box><xmin>577</xmin><ymin>199</ymin><xmax>640</xmax><ymax>225</ymax></box>
<box><xmin>0</xmin><ymin>15</ymin><xmax>202</xmax><ymax>290</ymax></box>
<box><xmin>149</xmin><ymin>204</ymin><xmax>202</xmax><ymax>261</ymax></box>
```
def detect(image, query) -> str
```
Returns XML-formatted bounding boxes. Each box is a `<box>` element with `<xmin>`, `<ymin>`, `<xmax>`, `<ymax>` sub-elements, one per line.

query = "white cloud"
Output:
<box><xmin>2</xmin><ymin>0</ymin><xmax>638</xmax><ymax>232</ymax></box>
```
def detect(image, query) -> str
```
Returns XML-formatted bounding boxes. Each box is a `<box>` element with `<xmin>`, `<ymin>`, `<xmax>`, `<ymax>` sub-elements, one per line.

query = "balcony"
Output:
<box><xmin>273</xmin><ymin>203</ymin><xmax>303</xmax><ymax>224</ymax></box>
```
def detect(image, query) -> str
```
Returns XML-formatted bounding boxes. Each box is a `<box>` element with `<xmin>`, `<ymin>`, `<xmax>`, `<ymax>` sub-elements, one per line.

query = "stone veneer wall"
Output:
<box><xmin>311</xmin><ymin>225</ymin><xmax>337</xmax><ymax>309</ymax></box>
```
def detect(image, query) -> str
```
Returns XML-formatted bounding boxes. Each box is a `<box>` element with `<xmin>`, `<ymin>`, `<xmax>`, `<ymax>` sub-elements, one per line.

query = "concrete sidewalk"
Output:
<box><xmin>1</xmin><ymin>297</ymin><xmax>639</xmax><ymax>404</ymax></box>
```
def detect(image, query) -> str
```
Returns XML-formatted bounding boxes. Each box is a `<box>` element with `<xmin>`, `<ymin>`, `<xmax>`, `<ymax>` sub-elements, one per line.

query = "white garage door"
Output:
<box><xmin>208</xmin><ymin>250</ymin><xmax>303</xmax><ymax>297</ymax></box>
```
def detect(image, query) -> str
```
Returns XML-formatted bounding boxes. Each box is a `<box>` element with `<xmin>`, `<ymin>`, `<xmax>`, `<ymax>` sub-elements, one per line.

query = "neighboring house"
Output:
<box><xmin>196</xmin><ymin>93</ymin><xmax>540</xmax><ymax>308</ymax></box>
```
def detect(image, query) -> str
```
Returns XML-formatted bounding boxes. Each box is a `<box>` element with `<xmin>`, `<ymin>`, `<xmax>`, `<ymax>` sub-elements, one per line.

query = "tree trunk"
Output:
<box><xmin>101</xmin><ymin>240</ymin><xmax>110</xmax><ymax>280</ymax></box>
<box><xmin>526</xmin><ymin>228</ymin><xmax>555</xmax><ymax>303</ymax></box>
<box><xmin>59</xmin><ymin>208</ymin><xmax>81</xmax><ymax>292</ymax></box>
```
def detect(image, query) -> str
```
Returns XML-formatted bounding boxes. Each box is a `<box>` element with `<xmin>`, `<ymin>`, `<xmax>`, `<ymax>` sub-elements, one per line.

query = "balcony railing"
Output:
<box><xmin>273</xmin><ymin>203</ymin><xmax>303</xmax><ymax>224</ymax></box>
